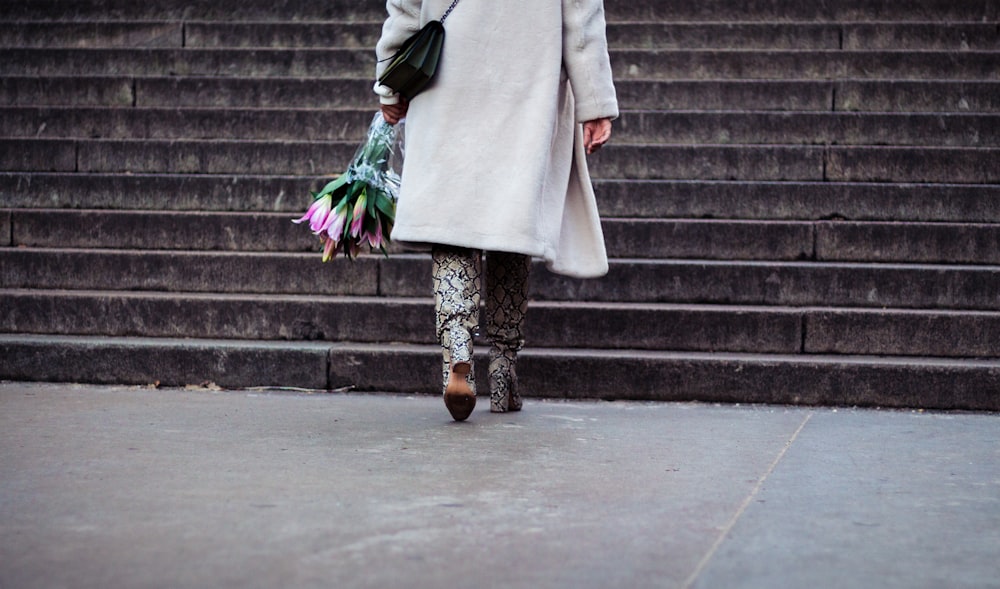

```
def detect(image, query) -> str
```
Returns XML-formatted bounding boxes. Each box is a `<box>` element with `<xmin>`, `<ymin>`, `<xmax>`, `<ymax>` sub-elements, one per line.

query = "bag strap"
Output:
<box><xmin>440</xmin><ymin>0</ymin><xmax>462</xmax><ymax>24</ymax></box>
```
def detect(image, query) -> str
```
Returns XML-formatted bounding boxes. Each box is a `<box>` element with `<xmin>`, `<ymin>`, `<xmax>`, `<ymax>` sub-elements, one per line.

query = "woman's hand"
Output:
<box><xmin>583</xmin><ymin>117</ymin><xmax>612</xmax><ymax>155</ymax></box>
<box><xmin>380</xmin><ymin>98</ymin><xmax>409</xmax><ymax>125</ymax></box>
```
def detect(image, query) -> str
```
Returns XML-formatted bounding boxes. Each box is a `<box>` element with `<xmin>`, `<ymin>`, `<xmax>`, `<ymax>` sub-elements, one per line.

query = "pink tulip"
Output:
<box><xmin>349</xmin><ymin>192</ymin><xmax>367</xmax><ymax>237</ymax></box>
<box><xmin>326</xmin><ymin>206</ymin><xmax>347</xmax><ymax>242</ymax></box>
<box><xmin>293</xmin><ymin>193</ymin><xmax>333</xmax><ymax>234</ymax></box>
<box><xmin>367</xmin><ymin>221</ymin><xmax>384</xmax><ymax>249</ymax></box>
<box><xmin>321</xmin><ymin>234</ymin><xmax>338</xmax><ymax>262</ymax></box>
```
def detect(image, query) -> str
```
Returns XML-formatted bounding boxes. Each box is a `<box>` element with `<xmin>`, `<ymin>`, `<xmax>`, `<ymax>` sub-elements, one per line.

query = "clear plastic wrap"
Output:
<box><xmin>293</xmin><ymin>112</ymin><xmax>402</xmax><ymax>261</ymax></box>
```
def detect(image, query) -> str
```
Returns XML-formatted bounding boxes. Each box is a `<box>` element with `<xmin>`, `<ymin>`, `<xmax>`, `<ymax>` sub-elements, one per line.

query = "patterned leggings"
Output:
<box><xmin>432</xmin><ymin>245</ymin><xmax>530</xmax><ymax>412</ymax></box>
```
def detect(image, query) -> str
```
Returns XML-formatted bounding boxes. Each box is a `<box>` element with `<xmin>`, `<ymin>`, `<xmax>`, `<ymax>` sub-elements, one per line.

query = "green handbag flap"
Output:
<box><xmin>378</xmin><ymin>20</ymin><xmax>446</xmax><ymax>100</ymax></box>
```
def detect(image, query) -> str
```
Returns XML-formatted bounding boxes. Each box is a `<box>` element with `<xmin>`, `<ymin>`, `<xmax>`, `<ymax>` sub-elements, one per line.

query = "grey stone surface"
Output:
<box><xmin>7</xmin><ymin>107</ymin><xmax>1000</xmax><ymax>147</ymax></box>
<box><xmin>836</xmin><ymin>80</ymin><xmax>1000</xmax><ymax>113</ymax></box>
<box><xmin>0</xmin><ymin>139</ymin><xmax>76</xmax><ymax>172</ymax></box>
<box><xmin>827</xmin><ymin>146</ymin><xmax>1000</xmax><ymax>184</ymax></box>
<box><xmin>0</xmin><ymin>249</ymin><xmax>380</xmax><ymax>295</ymax></box>
<box><xmin>4</xmin><ymin>249</ymin><xmax>999</xmax><ymax>310</ymax></box>
<box><xmin>594</xmin><ymin>180</ymin><xmax>1000</xmax><ymax>223</ymax></box>
<box><xmin>0</xmin><ymin>337</ymin><xmax>331</xmax><ymax>389</ymax></box>
<box><xmin>0</xmin><ymin>106</ymin><xmax>374</xmax><ymax>142</ymax></box>
<box><xmin>843</xmin><ymin>23</ymin><xmax>1000</xmax><ymax>51</ymax></box>
<box><xmin>615</xmin><ymin>80</ymin><xmax>834</xmax><ymax>111</ymax></box>
<box><xmin>692</xmin><ymin>410</ymin><xmax>1000</xmax><ymax>589</ymax></box>
<box><xmin>524</xmin><ymin>259</ymin><xmax>1000</xmax><ymax>310</ymax></box>
<box><xmin>589</xmin><ymin>144</ymin><xmax>826</xmax><ymax>181</ymax></box>
<box><xmin>614</xmin><ymin>111</ymin><xmax>1000</xmax><ymax>147</ymax></box>
<box><xmin>0</xmin><ymin>209</ymin><xmax>10</xmax><ymax>246</ymax></box>
<box><xmin>4</xmin><ymin>336</ymin><xmax>999</xmax><ymax>410</ymax></box>
<box><xmin>5</xmin><ymin>175</ymin><xmax>1000</xmax><ymax>224</ymax></box>
<box><xmin>607</xmin><ymin>23</ymin><xmax>840</xmax><ymax>50</ymax></box>
<box><xmin>7</xmin><ymin>48</ymin><xmax>998</xmax><ymax>82</ymax></box>
<box><xmin>805</xmin><ymin>309</ymin><xmax>1000</xmax><ymax>358</ymax></box>
<box><xmin>0</xmin><ymin>75</ymin><xmax>134</xmax><ymax>107</ymax></box>
<box><xmin>75</xmin><ymin>138</ymin><xmax>356</xmax><ymax>175</ymax></box>
<box><xmin>0</xmin><ymin>22</ymin><xmax>183</xmax><ymax>48</ymax></box>
<box><xmin>816</xmin><ymin>221</ymin><xmax>1000</xmax><ymax>264</ymax></box>
<box><xmin>185</xmin><ymin>22</ymin><xmax>383</xmax><ymax>49</ymax></box>
<box><xmin>182</xmin><ymin>21</ymin><xmax>1000</xmax><ymax>53</ymax></box>
<box><xmin>602</xmin><ymin>219</ymin><xmax>814</xmax><ymax>260</ymax></box>
<box><xmin>0</xmin><ymin>172</ymin><xmax>315</xmax><ymax>212</ymax></box>
<box><xmin>611</xmin><ymin>50</ymin><xmax>1000</xmax><ymax>81</ymax></box>
<box><xmin>0</xmin><ymin>383</ymin><xmax>997</xmax><ymax>589</ymax></box>
<box><xmin>3</xmin><ymin>0</ymin><xmax>995</xmax><ymax>22</ymax></box>
<box><xmin>5</xmin><ymin>290</ymin><xmax>999</xmax><ymax>357</ymax></box>
<box><xmin>134</xmin><ymin>76</ymin><xmax>374</xmax><ymax>108</ymax></box>
<box><xmin>10</xmin><ymin>209</ymin><xmax>319</xmax><ymax>252</ymax></box>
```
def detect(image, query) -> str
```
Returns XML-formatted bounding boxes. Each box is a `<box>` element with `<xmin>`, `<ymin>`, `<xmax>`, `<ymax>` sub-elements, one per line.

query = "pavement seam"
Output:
<box><xmin>681</xmin><ymin>411</ymin><xmax>815</xmax><ymax>589</ymax></box>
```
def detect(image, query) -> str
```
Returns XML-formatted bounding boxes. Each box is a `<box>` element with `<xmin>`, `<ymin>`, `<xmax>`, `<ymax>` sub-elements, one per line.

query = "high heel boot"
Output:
<box><xmin>485</xmin><ymin>251</ymin><xmax>531</xmax><ymax>413</ymax></box>
<box><xmin>432</xmin><ymin>246</ymin><xmax>482</xmax><ymax>421</ymax></box>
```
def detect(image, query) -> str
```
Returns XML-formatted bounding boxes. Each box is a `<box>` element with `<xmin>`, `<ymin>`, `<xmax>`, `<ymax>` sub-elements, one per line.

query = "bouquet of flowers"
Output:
<box><xmin>294</xmin><ymin>112</ymin><xmax>402</xmax><ymax>261</ymax></box>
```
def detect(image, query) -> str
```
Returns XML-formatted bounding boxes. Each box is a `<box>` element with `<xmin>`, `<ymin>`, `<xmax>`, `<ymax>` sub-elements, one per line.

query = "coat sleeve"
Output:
<box><xmin>562</xmin><ymin>0</ymin><xmax>619</xmax><ymax>123</ymax></box>
<box><xmin>374</xmin><ymin>0</ymin><xmax>423</xmax><ymax>103</ymax></box>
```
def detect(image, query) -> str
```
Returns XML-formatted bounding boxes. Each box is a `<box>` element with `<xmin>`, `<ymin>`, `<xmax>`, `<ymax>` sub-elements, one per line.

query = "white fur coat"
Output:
<box><xmin>375</xmin><ymin>0</ymin><xmax>619</xmax><ymax>277</ymax></box>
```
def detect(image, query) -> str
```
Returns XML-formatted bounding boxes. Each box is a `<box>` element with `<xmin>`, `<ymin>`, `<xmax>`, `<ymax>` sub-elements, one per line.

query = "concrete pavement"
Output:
<box><xmin>1</xmin><ymin>382</ymin><xmax>998</xmax><ymax>589</ymax></box>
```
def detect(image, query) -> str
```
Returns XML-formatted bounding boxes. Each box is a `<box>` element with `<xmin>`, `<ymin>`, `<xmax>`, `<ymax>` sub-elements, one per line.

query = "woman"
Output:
<box><xmin>374</xmin><ymin>0</ymin><xmax>618</xmax><ymax>421</ymax></box>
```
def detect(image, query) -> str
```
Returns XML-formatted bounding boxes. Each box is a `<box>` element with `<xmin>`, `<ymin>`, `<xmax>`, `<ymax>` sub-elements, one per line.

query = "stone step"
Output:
<box><xmin>4</xmin><ymin>107</ymin><xmax>998</xmax><ymax>147</ymax></box>
<box><xmin>595</xmin><ymin>144</ymin><xmax>1000</xmax><ymax>183</ymax></box>
<box><xmin>8</xmin><ymin>209</ymin><xmax>1000</xmax><ymax>264</ymax></box>
<box><xmin>7</xmin><ymin>137</ymin><xmax>997</xmax><ymax>183</ymax></box>
<box><xmin>3</xmin><ymin>48</ymin><xmax>998</xmax><ymax>81</ymax></box>
<box><xmin>3</xmin><ymin>249</ymin><xmax>998</xmax><ymax>310</ymax></box>
<box><xmin>4</xmin><ymin>289</ymin><xmax>999</xmax><ymax>357</ymax></box>
<box><xmin>0</xmin><ymin>290</ymin><xmax>803</xmax><ymax>354</ymax></box>
<box><xmin>5</xmin><ymin>76</ymin><xmax>999</xmax><ymax>113</ymax></box>
<box><xmin>2</xmin><ymin>334</ymin><xmax>998</xmax><ymax>410</ymax></box>
<box><xmin>596</xmin><ymin>180</ymin><xmax>1000</xmax><ymax>223</ymax></box>
<box><xmin>5</xmin><ymin>173</ymin><xmax>999</xmax><ymax>223</ymax></box>
<box><xmin>3</xmin><ymin>21</ymin><xmax>997</xmax><ymax>51</ymax></box>
<box><xmin>1</xmin><ymin>0</ymin><xmax>994</xmax><ymax>23</ymax></box>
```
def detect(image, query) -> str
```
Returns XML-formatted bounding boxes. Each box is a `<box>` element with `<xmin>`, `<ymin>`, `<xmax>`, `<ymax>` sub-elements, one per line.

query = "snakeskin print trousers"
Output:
<box><xmin>432</xmin><ymin>246</ymin><xmax>531</xmax><ymax>412</ymax></box>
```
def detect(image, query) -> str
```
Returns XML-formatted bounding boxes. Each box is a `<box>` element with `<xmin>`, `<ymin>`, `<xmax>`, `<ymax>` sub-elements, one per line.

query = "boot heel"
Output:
<box><xmin>444</xmin><ymin>361</ymin><xmax>476</xmax><ymax>421</ymax></box>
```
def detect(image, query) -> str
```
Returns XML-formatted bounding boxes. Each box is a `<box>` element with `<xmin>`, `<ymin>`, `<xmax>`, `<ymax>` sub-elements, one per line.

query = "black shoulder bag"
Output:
<box><xmin>377</xmin><ymin>0</ymin><xmax>462</xmax><ymax>100</ymax></box>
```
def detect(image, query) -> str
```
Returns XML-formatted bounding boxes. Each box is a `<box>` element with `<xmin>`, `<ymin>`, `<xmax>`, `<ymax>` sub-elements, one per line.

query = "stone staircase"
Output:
<box><xmin>2</xmin><ymin>0</ymin><xmax>998</xmax><ymax>409</ymax></box>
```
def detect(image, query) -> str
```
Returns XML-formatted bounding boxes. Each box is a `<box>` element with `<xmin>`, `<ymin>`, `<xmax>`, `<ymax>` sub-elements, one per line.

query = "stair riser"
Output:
<box><xmin>10</xmin><ymin>211</ymin><xmax>1000</xmax><ymax>264</ymax></box>
<box><xmin>1</xmin><ymin>294</ymin><xmax>812</xmax><ymax>353</ymax></box>
<box><xmin>592</xmin><ymin>145</ymin><xmax>1000</xmax><ymax>183</ymax></box>
<box><xmin>0</xmin><ymin>172</ymin><xmax>312</xmax><ymax>212</ymax></box>
<box><xmin>806</xmin><ymin>312</ymin><xmax>1000</xmax><ymax>358</ymax></box>
<box><xmin>10</xmin><ymin>139</ymin><xmax>991</xmax><ymax>183</ymax></box>
<box><xmin>0</xmin><ymin>336</ymin><xmax>330</xmax><ymax>389</ymax></box>
<box><xmin>5</xmin><ymin>251</ymin><xmax>999</xmax><ymax>310</ymax></box>
<box><xmin>3</xmin><ymin>0</ymin><xmax>994</xmax><ymax>22</ymax></box>
<box><xmin>6</xmin><ymin>173</ymin><xmax>999</xmax><ymax>223</ymax></box>
<box><xmin>6</xmin><ymin>108</ymin><xmax>999</xmax><ymax>147</ymax></box>
<box><xmin>5</xmin><ymin>23</ymin><xmax>996</xmax><ymax>51</ymax></box>
<box><xmin>0</xmin><ymin>23</ymin><xmax>183</xmax><ymax>49</ymax></box>
<box><xmin>0</xmin><ymin>250</ymin><xmax>382</xmax><ymax>296</ymax></box>
<box><xmin>4</xmin><ymin>49</ymin><xmax>998</xmax><ymax>81</ymax></box>
<box><xmin>5</xmin><ymin>292</ymin><xmax>999</xmax><ymax>357</ymax></box>
<box><xmin>6</xmin><ymin>77</ymin><xmax>998</xmax><ymax>114</ymax></box>
<box><xmin>515</xmin><ymin>353</ymin><xmax>1000</xmax><ymax>410</ymax></box>
<box><xmin>816</xmin><ymin>223</ymin><xmax>1000</xmax><ymax>264</ymax></box>
<box><xmin>523</xmin><ymin>262</ymin><xmax>1000</xmax><ymax>310</ymax></box>
<box><xmin>3</xmin><ymin>337</ymin><xmax>998</xmax><ymax>410</ymax></box>
<box><xmin>614</xmin><ymin>51</ymin><xmax>1000</xmax><ymax>81</ymax></box>
<box><xmin>2</xmin><ymin>295</ymin><xmax>433</xmax><ymax>343</ymax></box>
<box><xmin>595</xmin><ymin>180</ymin><xmax>1000</xmax><ymax>223</ymax></box>
<box><xmin>0</xmin><ymin>108</ymin><xmax>374</xmax><ymax>142</ymax></box>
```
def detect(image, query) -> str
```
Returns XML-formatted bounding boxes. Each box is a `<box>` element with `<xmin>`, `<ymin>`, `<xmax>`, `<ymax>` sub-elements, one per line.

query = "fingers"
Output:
<box><xmin>379</xmin><ymin>99</ymin><xmax>409</xmax><ymax>125</ymax></box>
<box><xmin>583</xmin><ymin>118</ymin><xmax>612</xmax><ymax>155</ymax></box>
